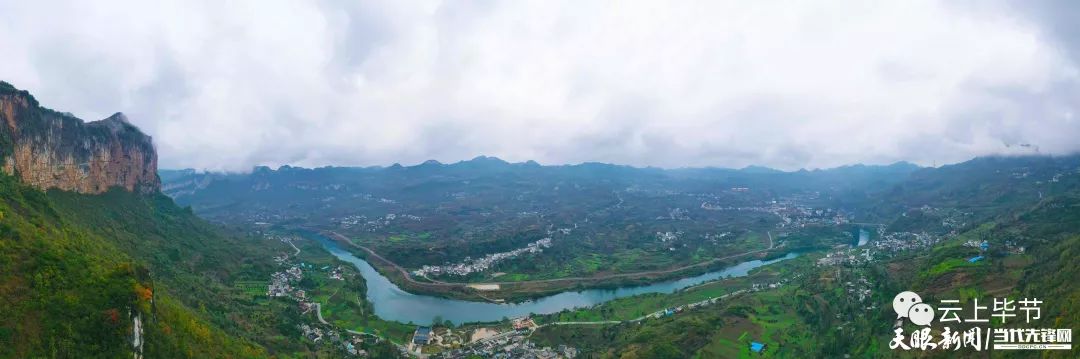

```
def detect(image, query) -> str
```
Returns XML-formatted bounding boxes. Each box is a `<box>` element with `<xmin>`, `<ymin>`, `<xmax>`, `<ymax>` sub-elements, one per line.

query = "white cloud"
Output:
<box><xmin>1</xmin><ymin>0</ymin><xmax>1077</xmax><ymax>170</ymax></box>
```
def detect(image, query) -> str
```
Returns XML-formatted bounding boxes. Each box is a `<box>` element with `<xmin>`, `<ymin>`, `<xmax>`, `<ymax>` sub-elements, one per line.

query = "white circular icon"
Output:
<box><xmin>908</xmin><ymin>303</ymin><xmax>935</xmax><ymax>326</ymax></box>
<box><xmin>892</xmin><ymin>291</ymin><xmax>922</xmax><ymax>319</ymax></box>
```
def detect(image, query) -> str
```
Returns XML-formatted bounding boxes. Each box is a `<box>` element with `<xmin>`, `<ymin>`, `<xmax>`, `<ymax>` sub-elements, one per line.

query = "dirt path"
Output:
<box><xmin>326</xmin><ymin>287</ymin><xmax>341</xmax><ymax>302</ymax></box>
<box><xmin>312</xmin><ymin>303</ymin><xmax>328</xmax><ymax>325</ymax></box>
<box><xmin>322</xmin><ymin>229</ymin><xmax>779</xmax><ymax>289</ymax></box>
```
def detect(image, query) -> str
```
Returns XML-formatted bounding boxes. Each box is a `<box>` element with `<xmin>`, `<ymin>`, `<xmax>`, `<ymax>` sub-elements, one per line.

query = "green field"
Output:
<box><xmin>233</xmin><ymin>280</ymin><xmax>268</xmax><ymax>298</ymax></box>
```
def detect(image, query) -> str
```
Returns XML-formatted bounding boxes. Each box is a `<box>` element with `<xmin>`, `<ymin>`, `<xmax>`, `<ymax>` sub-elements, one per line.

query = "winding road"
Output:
<box><xmin>311</xmin><ymin>303</ymin><xmax>328</xmax><ymax>325</ymax></box>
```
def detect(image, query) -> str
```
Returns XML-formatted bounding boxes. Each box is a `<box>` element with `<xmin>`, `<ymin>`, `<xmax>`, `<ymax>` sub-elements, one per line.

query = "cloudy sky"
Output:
<box><xmin>1</xmin><ymin>1</ymin><xmax>1078</xmax><ymax>171</ymax></box>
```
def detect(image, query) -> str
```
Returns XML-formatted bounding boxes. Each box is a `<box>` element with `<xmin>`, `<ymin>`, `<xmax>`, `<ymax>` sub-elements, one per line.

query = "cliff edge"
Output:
<box><xmin>0</xmin><ymin>81</ymin><xmax>159</xmax><ymax>194</ymax></box>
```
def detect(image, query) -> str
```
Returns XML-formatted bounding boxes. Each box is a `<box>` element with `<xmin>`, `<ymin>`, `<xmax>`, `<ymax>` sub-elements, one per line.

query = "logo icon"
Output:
<box><xmin>907</xmin><ymin>303</ymin><xmax>935</xmax><ymax>326</ymax></box>
<box><xmin>888</xmin><ymin>292</ymin><xmax>1072</xmax><ymax>351</ymax></box>
<box><xmin>892</xmin><ymin>291</ymin><xmax>923</xmax><ymax>319</ymax></box>
<box><xmin>892</xmin><ymin>291</ymin><xmax>935</xmax><ymax>326</ymax></box>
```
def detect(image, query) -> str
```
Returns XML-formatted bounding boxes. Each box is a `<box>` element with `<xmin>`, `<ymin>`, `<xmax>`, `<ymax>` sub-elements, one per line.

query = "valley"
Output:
<box><xmin>165</xmin><ymin>160</ymin><xmax>886</xmax><ymax>301</ymax></box>
<box><xmin>320</xmin><ymin>228</ymin><xmax>786</xmax><ymax>302</ymax></box>
<box><xmin>162</xmin><ymin>153</ymin><xmax>1080</xmax><ymax>358</ymax></box>
<box><xmin>3</xmin><ymin>80</ymin><xmax>1078</xmax><ymax>357</ymax></box>
<box><xmin>8</xmin><ymin>2</ymin><xmax>1080</xmax><ymax>357</ymax></box>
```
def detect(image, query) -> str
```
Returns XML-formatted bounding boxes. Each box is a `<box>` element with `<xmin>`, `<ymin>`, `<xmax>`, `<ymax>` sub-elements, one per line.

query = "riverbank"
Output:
<box><xmin>310</xmin><ymin>230</ymin><xmax>800</xmax><ymax>324</ymax></box>
<box><xmin>315</xmin><ymin>228</ymin><xmax>790</xmax><ymax>303</ymax></box>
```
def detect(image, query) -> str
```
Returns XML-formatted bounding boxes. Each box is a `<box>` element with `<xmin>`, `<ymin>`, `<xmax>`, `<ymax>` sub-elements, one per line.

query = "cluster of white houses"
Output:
<box><xmin>413</xmin><ymin>238</ymin><xmax>553</xmax><ymax>277</ymax></box>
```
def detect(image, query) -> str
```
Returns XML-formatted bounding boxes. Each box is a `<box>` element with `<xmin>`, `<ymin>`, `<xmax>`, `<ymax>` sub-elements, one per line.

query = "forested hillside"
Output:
<box><xmin>0</xmin><ymin>81</ymin><xmax>405</xmax><ymax>358</ymax></box>
<box><xmin>0</xmin><ymin>172</ymin><xmax>297</xmax><ymax>357</ymax></box>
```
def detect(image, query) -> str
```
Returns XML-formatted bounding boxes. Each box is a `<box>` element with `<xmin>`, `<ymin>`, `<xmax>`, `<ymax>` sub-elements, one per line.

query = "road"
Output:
<box><xmin>291</xmin><ymin>237</ymin><xmax>411</xmax><ymax>355</ymax></box>
<box><xmin>286</xmin><ymin>239</ymin><xmax>301</xmax><ymax>256</ymax></box>
<box><xmin>312</xmin><ymin>303</ymin><xmax>328</xmax><ymax>324</ymax></box>
<box><xmin>322</xmin><ymin>229</ymin><xmax>779</xmax><ymax>289</ymax></box>
<box><xmin>545</xmin><ymin>320</ymin><xmax>623</xmax><ymax>326</ymax></box>
<box><xmin>315</xmin><ymin>301</ymin><xmax>409</xmax><ymax>350</ymax></box>
<box><xmin>536</xmin><ymin>289</ymin><xmax>750</xmax><ymax>329</ymax></box>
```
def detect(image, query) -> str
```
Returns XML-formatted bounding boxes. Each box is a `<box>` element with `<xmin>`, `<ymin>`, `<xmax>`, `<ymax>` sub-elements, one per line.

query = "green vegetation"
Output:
<box><xmin>532</xmin><ymin>285</ymin><xmax>824</xmax><ymax>358</ymax></box>
<box><xmin>0</xmin><ymin>172</ymin><xmax>412</xmax><ymax>357</ymax></box>
<box><xmin>0</xmin><ymin>174</ymin><xmax>267</xmax><ymax>357</ymax></box>
<box><xmin>925</xmin><ymin>258</ymin><xmax>984</xmax><ymax>277</ymax></box>
<box><xmin>526</xmin><ymin>158</ymin><xmax>1080</xmax><ymax>358</ymax></box>
<box><xmin>166</xmin><ymin>157</ymin><xmax>876</xmax><ymax>283</ymax></box>
<box><xmin>287</xmin><ymin>238</ymin><xmax>416</xmax><ymax>344</ymax></box>
<box><xmin>538</xmin><ymin>256</ymin><xmax>815</xmax><ymax>324</ymax></box>
<box><xmin>114</xmin><ymin>153</ymin><xmax>1080</xmax><ymax>357</ymax></box>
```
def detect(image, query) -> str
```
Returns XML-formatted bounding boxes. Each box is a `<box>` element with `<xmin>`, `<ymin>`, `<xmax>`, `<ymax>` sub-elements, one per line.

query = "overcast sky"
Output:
<box><xmin>1</xmin><ymin>1</ymin><xmax>1078</xmax><ymax>171</ymax></box>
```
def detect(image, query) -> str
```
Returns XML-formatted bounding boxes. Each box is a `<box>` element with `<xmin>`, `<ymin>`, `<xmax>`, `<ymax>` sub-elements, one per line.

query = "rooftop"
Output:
<box><xmin>413</xmin><ymin>326</ymin><xmax>432</xmax><ymax>345</ymax></box>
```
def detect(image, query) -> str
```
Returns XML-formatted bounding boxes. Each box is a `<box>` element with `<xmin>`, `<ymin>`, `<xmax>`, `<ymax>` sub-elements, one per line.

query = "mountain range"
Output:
<box><xmin>3</xmin><ymin>79</ymin><xmax>1080</xmax><ymax>358</ymax></box>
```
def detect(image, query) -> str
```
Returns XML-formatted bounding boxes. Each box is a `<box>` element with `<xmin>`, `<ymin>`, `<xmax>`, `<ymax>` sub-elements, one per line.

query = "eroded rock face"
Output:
<box><xmin>0</xmin><ymin>82</ymin><xmax>160</xmax><ymax>194</ymax></box>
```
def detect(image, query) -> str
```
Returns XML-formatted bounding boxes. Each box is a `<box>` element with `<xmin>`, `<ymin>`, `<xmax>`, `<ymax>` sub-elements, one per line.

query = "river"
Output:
<box><xmin>313</xmin><ymin>233</ymin><xmax>799</xmax><ymax>324</ymax></box>
<box><xmin>854</xmin><ymin>228</ymin><xmax>870</xmax><ymax>246</ymax></box>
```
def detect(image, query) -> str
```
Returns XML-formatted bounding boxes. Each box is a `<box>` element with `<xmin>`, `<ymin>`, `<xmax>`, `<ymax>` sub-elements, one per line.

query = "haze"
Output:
<box><xmin>1</xmin><ymin>0</ymin><xmax>1078</xmax><ymax>171</ymax></box>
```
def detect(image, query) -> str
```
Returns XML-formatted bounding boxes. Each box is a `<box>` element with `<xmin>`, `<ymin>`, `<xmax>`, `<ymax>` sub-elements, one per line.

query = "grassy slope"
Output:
<box><xmin>0</xmin><ymin>173</ymin><xmax>291</xmax><ymax>358</ymax></box>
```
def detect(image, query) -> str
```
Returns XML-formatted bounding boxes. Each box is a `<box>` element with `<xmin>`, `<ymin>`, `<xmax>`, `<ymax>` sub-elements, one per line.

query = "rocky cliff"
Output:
<box><xmin>0</xmin><ymin>81</ymin><xmax>159</xmax><ymax>194</ymax></box>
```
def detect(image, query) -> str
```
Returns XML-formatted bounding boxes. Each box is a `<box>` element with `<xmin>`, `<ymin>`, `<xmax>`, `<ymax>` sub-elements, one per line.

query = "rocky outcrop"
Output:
<box><xmin>0</xmin><ymin>81</ymin><xmax>160</xmax><ymax>194</ymax></box>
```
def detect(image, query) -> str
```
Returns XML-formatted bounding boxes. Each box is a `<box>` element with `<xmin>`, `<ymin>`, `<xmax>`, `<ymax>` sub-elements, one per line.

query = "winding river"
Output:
<box><xmin>313</xmin><ymin>234</ymin><xmax>798</xmax><ymax>324</ymax></box>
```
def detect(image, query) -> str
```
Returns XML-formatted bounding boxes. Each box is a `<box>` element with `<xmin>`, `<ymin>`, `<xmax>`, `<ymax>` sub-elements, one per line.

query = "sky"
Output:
<box><xmin>1</xmin><ymin>0</ymin><xmax>1078</xmax><ymax>171</ymax></box>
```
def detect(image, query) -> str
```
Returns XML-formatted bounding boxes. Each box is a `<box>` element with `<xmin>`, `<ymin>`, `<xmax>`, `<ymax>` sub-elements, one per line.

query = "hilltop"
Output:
<box><xmin>0</xmin><ymin>82</ymin><xmax>402</xmax><ymax>358</ymax></box>
<box><xmin>0</xmin><ymin>82</ymin><xmax>159</xmax><ymax>194</ymax></box>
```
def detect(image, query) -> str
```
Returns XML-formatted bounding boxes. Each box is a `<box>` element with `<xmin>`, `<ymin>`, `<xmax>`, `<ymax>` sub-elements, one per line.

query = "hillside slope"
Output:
<box><xmin>0</xmin><ymin>82</ymin><xmax>304</xmax><ymax>358</ymax></box>
<box><xmin>528</xmin><ymin>156</ymin><xmax>1080</xmax><ymax>358</ymax></box>
<box><xmin>0</xmin><ymin>174</ymin><xmax>272</xmax><ymax>357</ymax></box>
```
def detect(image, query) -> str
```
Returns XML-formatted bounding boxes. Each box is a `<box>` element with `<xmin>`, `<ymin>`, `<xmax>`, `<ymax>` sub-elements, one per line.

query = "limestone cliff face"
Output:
<box><xmin>0</xmin><ymin>82</ymin><xmax>160</xmax><ymax>194</ymax></box>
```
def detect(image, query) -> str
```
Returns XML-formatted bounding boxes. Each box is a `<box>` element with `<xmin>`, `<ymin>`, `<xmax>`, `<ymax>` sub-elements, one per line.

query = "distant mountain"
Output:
<box><xmin>417</xmin><ymin>159</ymin><xmax>443</xmax><ymax>167</ymax></box>
<box><xmin>866</xmin><ymin>155</ymin><xmax>1080</xmax><ymax>221</ymax></box>
<box><xmin>161</xmin><ymin>159</ymin><xmax>927</xmax><ymax>195</ymax></box>
<box><xmin>159</xmin><ymin>168</ymin><xmax>233</xmax><ymax>199</ymax></box>
<box><xmin>158</xmin><ymin>156</ymin><xmax>931</xmax><ymax>229</ymax></box>
<box><xmin>158</xmin><ymin>154</ymin><xmax>1080</xmax><ymax>232</ymax></box>
<box><xmin>458</xmin><ymin>155</ymin><xmax>509</xmax><ymax>165</ymax></box>
<box><xmin>739</xmin><ymin>165</ymin><xmax>783</xmax><ymax>173</ymax></box>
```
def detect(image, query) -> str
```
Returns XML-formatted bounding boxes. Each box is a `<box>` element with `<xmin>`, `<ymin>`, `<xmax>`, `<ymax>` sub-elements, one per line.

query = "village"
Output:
<box><xmin>412</xmin><ymin>237</ymin><xmax>553</xmax><ymax>277</ymax></box>
<box><xmin>252</xmin><ymin>174</ymin><xmax>1055</xmax><ymax>359</ymax></box>
<box><xmin>335</xmin><ymin>211</ymin><xmax>423</xmax><ymax>232</ymax></box>
<box><xmin>265</xmin><ymin>234</ymin><xmax>405</xmax><ymax>357</ymax></box>
<box><xmin>415</xmin><ymin>317</ymin><xmax>578</xmax><ymax>359</ymax></box>
<box><xmin>700</xmin><ymin>191</ymin><xmax>853</xmax><ymax>229</ymax></box>
<box><xmin>412</xmin><ymin>269</ymin><xmax>805</xmax><ymax>358</ymax></box>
